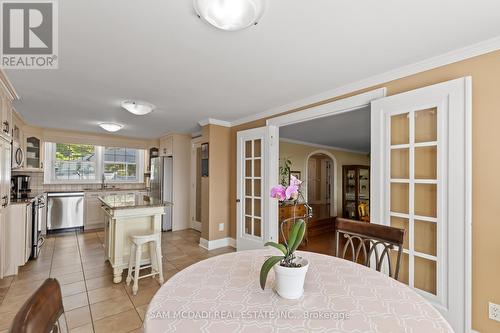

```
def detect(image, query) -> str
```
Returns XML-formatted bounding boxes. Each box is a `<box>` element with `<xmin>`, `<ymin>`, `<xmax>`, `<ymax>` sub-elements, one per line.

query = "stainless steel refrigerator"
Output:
<box><xmin>150</xmin><ymin>156</ymin><xmax>173</xmax><ymax>231</ymax></box>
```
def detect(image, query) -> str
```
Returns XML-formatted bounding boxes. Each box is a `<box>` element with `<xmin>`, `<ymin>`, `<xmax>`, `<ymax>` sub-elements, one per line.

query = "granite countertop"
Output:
<box><xmin>46</xmin><ymin>188</ymin><xmax>149</xmax><ymax>194</ymax></box>
<box><xmin>83</xmin><ymin>188</ymin><xmax>149</xmax><ymax>193</ymax></box>
<box><xmin>98</xmin><ymin>193</ymin><xmax>172</xmax><ymax>210</ymax></box>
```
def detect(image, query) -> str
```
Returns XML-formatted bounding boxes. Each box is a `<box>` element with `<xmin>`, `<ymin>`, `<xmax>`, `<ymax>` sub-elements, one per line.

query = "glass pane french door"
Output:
<box><xmin>371</xmin><ymin>78</ymin><xmax>470</xmax><ymax>332</ymax></box>
<box><xmin>243</xmin><ymin>138</ymin><xmax>263</xmax><ymax>239</ymax></box>
<box><xmin>237</xmin><ymin>127</ymin><xmax>275</xmax><ymax>251</ymax></box>
<box><xmin>389</xmin><ymin>108</ymin><xmax>440</xmax><ymax>298</ymax></box>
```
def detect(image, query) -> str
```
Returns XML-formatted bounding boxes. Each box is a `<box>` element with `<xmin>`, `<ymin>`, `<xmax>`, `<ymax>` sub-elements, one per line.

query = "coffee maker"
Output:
<box><xmin>11</xmin><ymin>175</ymin><xmax>31</xmax><ymax>199</ymax></box>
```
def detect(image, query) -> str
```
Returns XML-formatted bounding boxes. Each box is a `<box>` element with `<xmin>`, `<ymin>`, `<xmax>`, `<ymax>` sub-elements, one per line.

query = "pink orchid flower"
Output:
<box><xmin>270</xmin><ymin>185</ymin><xmax>286</xmax><ymax>201</ymax></box>
<box><xmin>289</xmin><ymin>175</ymin><xmax>302</xmax><ymax>187</ymax></box>
<box><xmin>285</xmin><ymin>184</ymin><xmax>299</xmax><ymax>200</ymax></box>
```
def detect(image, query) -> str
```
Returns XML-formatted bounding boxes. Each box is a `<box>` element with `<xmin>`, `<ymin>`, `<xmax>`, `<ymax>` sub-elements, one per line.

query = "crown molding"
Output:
<box><xmin>0</xmin><ymin>68</ymin><xmax>19</xmax><ymax>100</ymax></box>
<box><xmin>198</xmin><ymin>118</ymin><xmax>232</xmax><ymax>127</ymax></box>
<box><xmin>280</xmin><ymin>137</ymin><xmax>369</xmax><ymax>155</ymax></box>
<box><xmin>230</xmin><ymin>36</ymin><xmax>500</xmax><ymax>127</ymax></box>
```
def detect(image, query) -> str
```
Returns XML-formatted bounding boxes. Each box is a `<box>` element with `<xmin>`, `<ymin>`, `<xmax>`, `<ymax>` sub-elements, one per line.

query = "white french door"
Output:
<box><xmin>236</xmin><ymin>126</ymin><xmax>278</xmax><ymax>251</ymax></box>
<box><xmin>371</xmin><ymin>77</ymin><xmax>471</xmax><ymax>333</ymax></box>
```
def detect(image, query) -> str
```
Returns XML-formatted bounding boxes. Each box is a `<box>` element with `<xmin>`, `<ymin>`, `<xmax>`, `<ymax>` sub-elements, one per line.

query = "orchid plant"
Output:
<box><xmin>260</xmin><ymin>175</ymin><xmax>306</xmax><ymax>290</ymax></box>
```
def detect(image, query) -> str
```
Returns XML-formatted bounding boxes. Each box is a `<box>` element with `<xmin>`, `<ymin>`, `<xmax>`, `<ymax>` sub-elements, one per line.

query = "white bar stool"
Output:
<box><xmin>126</xmin><ymin>232</ymin><xmax>164</xmax><ymax>295</ymax></box>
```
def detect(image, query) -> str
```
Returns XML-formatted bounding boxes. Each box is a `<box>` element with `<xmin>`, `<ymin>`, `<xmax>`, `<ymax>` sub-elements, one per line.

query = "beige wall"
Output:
<box><xmin>199</xmin><ymin>124</ymin><xmax>231</xmax><ymax>241</ymax></box>
<box><xmin>279</xmin><ymin>140</ymin><xmax>369</xmax><ymax>216</ymax></box>
<box><xmin>228</xmin><ymin>50</ymin><xmax>500</xmax><ymax>332</ymax></box>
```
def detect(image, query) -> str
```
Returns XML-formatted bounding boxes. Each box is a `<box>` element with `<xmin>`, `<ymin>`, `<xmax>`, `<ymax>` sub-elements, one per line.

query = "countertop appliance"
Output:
<box><xmin>11</xmin><ymin>175</ymin><xmax>31</xmax><ymax>199</ymax></box>
<box><xmin>47</xmin><ymin>192</ymin><xmax>84</xmax><ymax>232</ymax></box>
<box><xmin>11</xmin><ymin>140</ymin><xmax>24</xmax><ymax>169</ymax></box>
<box><xmin>150</xmin><ymin>156</ymin><xmax>173</xmax><ymax>231</ymax></box>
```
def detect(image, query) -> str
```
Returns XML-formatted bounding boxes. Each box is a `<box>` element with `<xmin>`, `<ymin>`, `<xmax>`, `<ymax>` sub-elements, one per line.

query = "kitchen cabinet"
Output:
<box><xmin>0</xmin><ymin>96</ymin><xmax>12</xmax><ymax>140</ymax></box>
<box><xmin>84</xmin><ymin>190</ymin><xmax>149</xmax><ymax>230</ymax></box>
<box><xmin>0</xmin><ymin>138</ymin><xmax>11</xmax><ymax>207</ymax></box>
<box><xmin>159</xmin><ymin>136</ymin><xmax>173</xmax><ymax>156</ymax></box>
<box><xmin>84</xmin><ymin>192</ymin><xmax>107</xmax><ymax>230</ymax></box>
<box><xmin>23</xmin><ymin>133</ymin><xmax>44</xmax><ymax>171</ymax></box>
<box><xmin>0</xmin><ymin>203</ymin><xmax>28</xmax><ymax>278</ymax></box>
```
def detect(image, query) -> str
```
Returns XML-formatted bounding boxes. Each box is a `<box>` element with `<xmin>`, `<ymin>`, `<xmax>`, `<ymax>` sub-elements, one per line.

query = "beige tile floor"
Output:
<box><xmin>0</xmin><ymin>229</ymin><xmax>234</xmax><ymax>333</ymax></box>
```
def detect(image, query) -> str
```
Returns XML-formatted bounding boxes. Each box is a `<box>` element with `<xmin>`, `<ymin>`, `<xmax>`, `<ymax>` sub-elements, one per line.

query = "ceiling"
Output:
<box><xmin>280</xmin><ymin>107</ymin><xmax>371</xmax><ymax>152</ymax></box>
<box><xmin>6</xmin><ymin>0</ymin><xmax>500</xmax><ymax>139</ymax></box>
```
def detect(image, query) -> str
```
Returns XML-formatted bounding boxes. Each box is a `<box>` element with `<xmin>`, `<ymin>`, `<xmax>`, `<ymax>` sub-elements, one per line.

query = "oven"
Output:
<box><xmin>31</xmin><ymin>195</ymin><xmax>45</xmax><ymax>259</ymax></box>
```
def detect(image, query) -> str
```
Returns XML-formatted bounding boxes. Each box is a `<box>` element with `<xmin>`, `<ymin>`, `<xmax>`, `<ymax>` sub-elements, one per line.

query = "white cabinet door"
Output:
<box><xmin>85</xmin><ymin>192</ymin><xmax>105</xmax><ymax>229</ymax></box>
<box><xmin>160</xmin><ymin>136</ymin><xmax>173</xmax><ymax>156</ymax></box>
<box><xmin>0</xmin><ymin>210</ymin><xmax>4</xmax><ymax>279</ymax></box>
<box><xmin>2</xmin><ymin>140</ymin><xmax>11</xmax><ymax>207</ymax></box>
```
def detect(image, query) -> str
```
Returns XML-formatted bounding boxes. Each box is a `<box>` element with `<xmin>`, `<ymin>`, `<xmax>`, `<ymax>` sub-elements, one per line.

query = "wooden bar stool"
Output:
<box><xmin>126</xmin><ymin>232</ymin><xmax>164</xmax><ymax>295</ymax></box>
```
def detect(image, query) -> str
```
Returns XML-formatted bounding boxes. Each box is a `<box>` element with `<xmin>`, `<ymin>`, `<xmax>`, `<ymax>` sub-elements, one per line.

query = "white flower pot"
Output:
<box><xmin>273</xmin><ymin>257</ymin><xmax>309</xmax><ymax>299</ymax></box>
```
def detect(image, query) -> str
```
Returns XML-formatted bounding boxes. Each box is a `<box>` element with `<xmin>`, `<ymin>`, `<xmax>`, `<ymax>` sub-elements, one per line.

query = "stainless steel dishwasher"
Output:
<box><xmin>47</xmin><ymin>192</ymin><xmax>84</xmax><ymax>231</ymax></box>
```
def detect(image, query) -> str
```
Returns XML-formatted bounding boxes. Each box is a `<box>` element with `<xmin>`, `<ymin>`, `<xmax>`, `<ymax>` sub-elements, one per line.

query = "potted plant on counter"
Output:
<box><xmin>260</xmin><ymin>175</ymin><xmax>309</xmax><ymax>299</ymax></box>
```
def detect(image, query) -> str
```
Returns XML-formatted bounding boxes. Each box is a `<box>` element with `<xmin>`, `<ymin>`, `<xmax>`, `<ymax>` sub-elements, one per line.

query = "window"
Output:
<box><xmin>45</xmin><ymin>142</ymin><xmax>145</xmax><ymax>184</ymax></box>
<box><xmin>104</xmin><ymin>147</ymin><xmax>139</xmax><ymax>182</ymax></box>
<box><xmin>54</xmin><ymin>143</ymin><xmax>96</xmax><ymax>181</ymax></box>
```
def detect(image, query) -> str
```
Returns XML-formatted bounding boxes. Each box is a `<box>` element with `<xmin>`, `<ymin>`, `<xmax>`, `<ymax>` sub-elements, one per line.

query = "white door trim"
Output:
<box><xmin>266</xmin><ymin>88</ymin><xmax>386</xmax><ymax>127</ymax></box>
<box><xmin>189</xmin><ymin>137</ymin><xmax>204</xmax><ymax>232</ymax></box>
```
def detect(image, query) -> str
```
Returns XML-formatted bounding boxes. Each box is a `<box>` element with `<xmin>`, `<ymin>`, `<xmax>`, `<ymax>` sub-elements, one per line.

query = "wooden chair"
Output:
<box><xmin>9</xmin><ymin>278</ymin><xmax>68</xmax><ymax>333</ymax></box>
<box><xmin>335</xmin><ymin>218</ymin><xmax>405</xmax><ymax>280</ymax></box>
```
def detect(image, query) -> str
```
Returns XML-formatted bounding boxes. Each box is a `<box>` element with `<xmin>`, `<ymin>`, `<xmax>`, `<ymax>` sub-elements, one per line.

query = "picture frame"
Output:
<box><xmin>290</xmin><ymin>171</ymin><xmax>301</xmax><ymax>182</ymax></box>
<box><xmin>201</xmin><ymin>143</ymin><xmax>209</xmax><ymax>177</ymax></box>
<box><xmin>201</xmin><ymin>143</ymin><xmax>209</xmax><ymax>159</ymax></box>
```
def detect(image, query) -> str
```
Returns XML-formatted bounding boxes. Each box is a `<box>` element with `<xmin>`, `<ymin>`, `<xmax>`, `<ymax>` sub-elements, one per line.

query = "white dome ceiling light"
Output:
<box><xmin>193</xmin><ymin>0</ymin><xmax>266</xmax><ymax>31</ymax></box>
<box><xmin>99</xmin><ymin>122</ymin><xmax>123</xmax><ymax>132</ymax></box>
<box><xmin>121</xmin><ymin>100</ymin><xmax>155</xmax><ymax>116</ymax></box>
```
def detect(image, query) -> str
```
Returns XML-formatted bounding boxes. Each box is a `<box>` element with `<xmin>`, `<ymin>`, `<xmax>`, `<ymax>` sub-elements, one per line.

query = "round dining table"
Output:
<box><xmin>144</xmin><ymin>250</ymin><xmax>453</xmax><ymax>333</ymax></box>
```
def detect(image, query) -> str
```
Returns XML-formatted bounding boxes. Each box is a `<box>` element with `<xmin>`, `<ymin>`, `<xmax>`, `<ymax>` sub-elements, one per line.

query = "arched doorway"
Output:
<box><xmin>305</xmin><ymin>150</ymin><xmax>337</xmax><ymax>219</ymax></box>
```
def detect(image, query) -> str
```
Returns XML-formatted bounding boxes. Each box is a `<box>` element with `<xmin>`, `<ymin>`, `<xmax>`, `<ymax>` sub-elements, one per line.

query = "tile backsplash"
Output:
<box><xmin>11</xmin><ymin>170</ymin><xmax>146</xmax><ymax>196</ymax></box>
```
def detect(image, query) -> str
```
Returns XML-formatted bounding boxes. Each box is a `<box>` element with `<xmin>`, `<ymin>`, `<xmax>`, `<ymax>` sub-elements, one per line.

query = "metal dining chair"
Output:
<box><xmin>9</xmin><ymin>278</ymin><xmax>68</xmax><ymax>333</ymax></box>
<box><xmin>335</xmin><ymin>218</ymin><xmax>405</xmax><ymax>280</ymax></box>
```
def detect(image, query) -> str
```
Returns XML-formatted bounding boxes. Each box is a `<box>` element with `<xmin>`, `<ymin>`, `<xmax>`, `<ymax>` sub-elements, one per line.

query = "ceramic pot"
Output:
<box><xmin>273</xmin><ymin>257</ymin><xmax>309</xmax><ymax>299</ymax></box>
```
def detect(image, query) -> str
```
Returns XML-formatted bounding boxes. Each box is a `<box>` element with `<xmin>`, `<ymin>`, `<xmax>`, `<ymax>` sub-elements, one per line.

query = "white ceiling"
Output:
<box><xmin>280</xmin><ymin>107</ymin><xmax>371</xmax><ymax>152</ymax></box>
<box><xmin>6</xmin><ymin>0</ymin><xmax>500</xmax><ymax>139</ymax></box>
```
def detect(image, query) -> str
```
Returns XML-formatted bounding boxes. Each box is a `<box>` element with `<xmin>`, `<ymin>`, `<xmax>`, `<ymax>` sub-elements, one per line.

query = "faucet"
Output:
<box><xmin>101</xmin><ymin>174</ymin><xmax>108</xmax><ymax>190</ymax></box>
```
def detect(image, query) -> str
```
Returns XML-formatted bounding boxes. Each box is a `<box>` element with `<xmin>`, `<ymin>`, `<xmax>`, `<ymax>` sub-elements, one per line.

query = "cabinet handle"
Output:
<box><xmin>2</xmin><ymin>195</ymin><xmax>8</xmax><ymax>207</ymax></box>
<box><xmin>3</xmin><ymin>121</ymin><xmax>9</xmax><ymax>134</ymax></box>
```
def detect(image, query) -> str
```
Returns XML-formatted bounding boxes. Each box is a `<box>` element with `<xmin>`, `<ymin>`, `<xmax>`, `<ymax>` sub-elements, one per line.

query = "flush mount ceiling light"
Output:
<box><xmin>99</xmin><ymin>122</ymin><xmax>123</xmax><ymax>132</ymax></box>
<box><xmin>193</xmin><ymin>0</ymin><xmax>266</xmax><ymax>31</ymax></box>
<box><xmin>121</xmin><ymin>100</ymin><xmax>155</xmax><ymax>116</ymax></box>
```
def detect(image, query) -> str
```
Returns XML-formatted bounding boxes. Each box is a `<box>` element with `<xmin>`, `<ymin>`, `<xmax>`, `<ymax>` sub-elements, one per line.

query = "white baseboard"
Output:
<box><xmin>191</xmin><ymin>221</ymin><xmax>201</xmax><ymax>232</ymax></box>
<box><xmin>199</xmin><ymin>237</ymin><xmax>236</xmax><ymax>250</ymax></box>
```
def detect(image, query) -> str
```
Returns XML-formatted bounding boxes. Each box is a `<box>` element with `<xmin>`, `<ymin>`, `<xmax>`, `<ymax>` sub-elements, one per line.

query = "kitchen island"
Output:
<box><xmin>99</xmin><ymin>192</ymin><xmax>171</xmax><ymax>283</ymax></box>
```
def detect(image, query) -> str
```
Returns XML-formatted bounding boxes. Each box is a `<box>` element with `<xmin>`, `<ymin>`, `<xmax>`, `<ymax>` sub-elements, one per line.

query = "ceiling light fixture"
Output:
<box><xmin>194</xmin><ymin>0</ymin><xmax>266</xmax><ymax>31</ymax></box>
<box><xmin>121</xmin><ymin>100</ymin><xmax>155</xmax><ymax>116</ymax></box>
<box><xmin>99</xmin><ymin>122</ymin><xmax>123</xmax><ymax>132</ymax></box>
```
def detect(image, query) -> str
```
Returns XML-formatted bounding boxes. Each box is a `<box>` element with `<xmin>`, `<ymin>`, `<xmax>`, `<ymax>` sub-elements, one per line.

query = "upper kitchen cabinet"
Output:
<box><xmin>0</xmin><ymin>72</ymin><xmax>17</xmax><ymax>142</ymax></box>
<box><xmin>24</xmin><ymin>134</ymin><xmax>44</xmax><ymax>170</ymax></box>
<box><xmin>160</xmin><ymin>135</ymin><xmax>173</xmax><ymax>156</ymax></box>
<box><xmin>0</xmin><ymin>94</ymin><xmax>13</xmax><ymax>141</ymax></box>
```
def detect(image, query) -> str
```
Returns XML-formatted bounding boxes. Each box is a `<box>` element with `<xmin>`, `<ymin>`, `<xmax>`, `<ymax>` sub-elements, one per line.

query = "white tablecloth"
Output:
<box><xmin>144</xmin><ymin>250</ymin><xmax>453</xmax><ymax>333</ymax></box>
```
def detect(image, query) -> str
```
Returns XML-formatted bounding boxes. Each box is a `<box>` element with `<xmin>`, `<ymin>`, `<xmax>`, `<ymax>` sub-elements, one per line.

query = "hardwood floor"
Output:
<box><xmin>0</xmin><ymin>229</ymin><xmax>234</xmax><ymax>333</ymax></box>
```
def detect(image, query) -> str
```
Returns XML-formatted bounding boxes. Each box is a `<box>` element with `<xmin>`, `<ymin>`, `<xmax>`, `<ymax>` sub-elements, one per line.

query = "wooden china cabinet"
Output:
<box><xmin>342</xmin><ymin>165</ymin><xmax>370</xmax><ymax>221</ymax></box>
